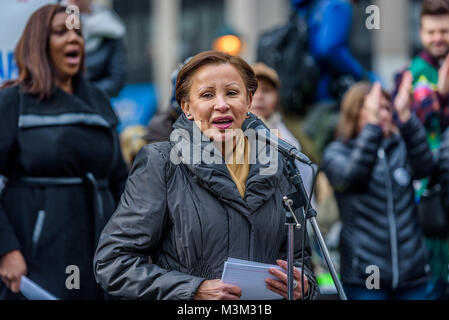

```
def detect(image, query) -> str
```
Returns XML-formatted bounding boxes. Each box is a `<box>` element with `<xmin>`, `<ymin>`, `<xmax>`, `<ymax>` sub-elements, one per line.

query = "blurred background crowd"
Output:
<box><xmin>1</xmin><ymin>0</ymin><xmax>449</xmax><ymax>300</ymax></box>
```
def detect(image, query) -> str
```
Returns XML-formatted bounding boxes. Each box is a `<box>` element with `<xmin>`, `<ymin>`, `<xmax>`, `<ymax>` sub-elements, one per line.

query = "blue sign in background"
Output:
<box><xmin>111</xmin><ymin>83</ymin><xmax>158</xmax><ymax>133</ymax></box>
<box><xmin>0</xmin><ymin>50</ymin><xmax>18</xmax><ymax>84</ymax></box>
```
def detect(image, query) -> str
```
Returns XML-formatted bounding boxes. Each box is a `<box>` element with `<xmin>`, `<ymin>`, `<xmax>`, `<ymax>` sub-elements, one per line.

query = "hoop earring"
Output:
<box><xmin>246</xmin><ymin>112</ymin><xmax>251</xmax><ymax>119</ymax></box>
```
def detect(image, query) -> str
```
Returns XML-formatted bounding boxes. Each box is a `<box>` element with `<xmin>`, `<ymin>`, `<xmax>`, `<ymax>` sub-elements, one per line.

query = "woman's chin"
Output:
<box><xmin>213</xmin><ymin>132</ymin><xmax>233</xmax><ymax>144</ymax></box>
<box><xmin>207</xmin><ymin>131</ymin><xmax>236</xmax><ymax>152</ymax></box>
<box><xmin>204</xmin><ymin>127</ymin><xmax>233</xmax><ymax>141</ymax></box>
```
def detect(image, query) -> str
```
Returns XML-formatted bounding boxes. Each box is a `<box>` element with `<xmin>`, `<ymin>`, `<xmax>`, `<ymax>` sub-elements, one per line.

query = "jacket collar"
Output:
<box><xmin>18</xmin><ymin>75</ymin><xmax>118</xmax><ymax>128</ymax></box>
<box><xmin>171</xmin><ymin>114</ymin><xmax>286</xmax><ymax>215</ymax></box>
<box><xmin>419</xmin><ymin>50</ymin><xmax>441</xmax><ymax>70</ymax></box>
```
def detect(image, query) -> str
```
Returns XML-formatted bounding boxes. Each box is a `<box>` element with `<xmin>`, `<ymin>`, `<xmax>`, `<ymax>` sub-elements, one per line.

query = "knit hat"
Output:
<box><xmin>252</xmin><ymin>63</ymin><xmax>280</xmax><ymax>89</ymax></box>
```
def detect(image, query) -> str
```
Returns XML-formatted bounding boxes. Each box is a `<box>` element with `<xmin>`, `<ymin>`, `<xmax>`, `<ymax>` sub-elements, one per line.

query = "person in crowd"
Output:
<box><xmin>250</xmin><ymin>62</ymin><xmax>318</xmax><ymax>214</ymax></box>
<box><xmin>322</xmin><ymin>75</ymin><xmax>435</xmax><ymax>300</ymax></box>
<box><xmin>394</xmin><ymin>0</ymin><xmax>449</xmax><ymax>299</ymax></box>
<box><xmin>291</xmin><ymin>0</ymin><xmax>378</xmax><ymax>102</ymax></box>
<box><xmin>250</xmin><ymin>62</ymin><xmax>301</xmax><ymax>149</ymax></box>
<box><xmin>67</xmin><ymin>0</ymin><xmax>127</xmax><ymax>97</ymax></box>
<box><xmin>93</xmin><ymin>50</ymin><xmax>319</xmax><ymax>300</ymax></box>
<box><xmin>119</xmin><ymin>125</ymin><xmax>148</xmax><ymax>168</ymax></box>
<box><xmin>262</xmin><ymin>0</ymin><xmax>380</xmax><ymax>163</ymax></box>
<box><xmin>0</xmin><ymin>5</ymin><xmax>128</xmax><ymax>299</ymax></box>
<box><xmin>119</xmin><ymin>61</ymin><xmax>187</xmax><ymax>168</ymax></box>
<box><xmin>144</xmin><ymin>60</ymin><xmax>186</xmax><ymax>145</ymax></box>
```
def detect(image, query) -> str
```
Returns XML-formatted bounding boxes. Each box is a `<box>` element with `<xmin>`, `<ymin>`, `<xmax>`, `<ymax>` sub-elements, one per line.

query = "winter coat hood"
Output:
<box><xmin>81</xmin><ymin>5</ymin><xmax>126</xmax><ymax>53</ymax></box>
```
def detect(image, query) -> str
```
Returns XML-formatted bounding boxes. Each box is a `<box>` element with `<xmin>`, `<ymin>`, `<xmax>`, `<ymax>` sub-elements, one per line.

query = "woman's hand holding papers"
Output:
<box><xmin>265</xmin><ymin>260</ymin><xmax>309</xmax><ymax>300</ymax></box>
<box><xmin>0</xmin><ymin>250</ymin><xmax>28</xmax><ymax>293</ymax></box>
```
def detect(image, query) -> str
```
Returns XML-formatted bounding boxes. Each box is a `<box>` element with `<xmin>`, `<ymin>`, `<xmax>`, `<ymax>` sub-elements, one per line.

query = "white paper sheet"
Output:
<box><xmin>221</xmin><ymin>258</ymin><xmax>284</xmax><ymax>300</ymax></box>
<box><xmin>20</xmin><ymin>276</ymin><xmax>59</xmax><ymax>300</ymax></box>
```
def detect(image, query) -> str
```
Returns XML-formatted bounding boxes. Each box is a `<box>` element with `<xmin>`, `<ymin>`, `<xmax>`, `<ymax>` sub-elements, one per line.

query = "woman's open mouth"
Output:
<box><xmin>212</xmin><ymin>116</ymin><xmax>234</xmax><ymax>130</ymax></box>
<box><xmin>64</xmin><ymin>48</ymin><xmax>81</xmax><ymax>66</ymax></box>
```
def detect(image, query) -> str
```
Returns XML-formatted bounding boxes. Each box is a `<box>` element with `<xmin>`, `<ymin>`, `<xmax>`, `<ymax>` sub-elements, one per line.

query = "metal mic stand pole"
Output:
<box><xmin>283</xmin><ymin>197</ymin><xmax>302</xmax><ymax>300</ymax></box>
<box><xmin>283</xmin><ymin>157</ymin><xmax>347</xmax><ymax>300</ymax></box>
<box><xmin>309</xmin><ymin>213</ymin><xmax>347</xmax><ymax>300</ymax></box>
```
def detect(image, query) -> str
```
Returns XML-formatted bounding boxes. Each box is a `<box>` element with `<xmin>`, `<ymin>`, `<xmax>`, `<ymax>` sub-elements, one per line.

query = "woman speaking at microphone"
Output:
<box><xmin>94</xmin><ymin>51</ymin><xmax>319</xmax><ymax>300</ymax></box>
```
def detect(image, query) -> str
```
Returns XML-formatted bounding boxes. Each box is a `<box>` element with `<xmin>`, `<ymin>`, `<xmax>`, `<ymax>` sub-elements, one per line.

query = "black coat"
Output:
<box><xmin>94</xmin><ymin>114</ymin><xmax>319</xmax><ymax>300</ymax></box>
<box><xmin>322</xmin><ymin>116</ymin><xmax>434</xmax><ymax>290</ymax></box>
<box><xmin>0</xmin><ymin>78</ymin><xmax>128</xmax><ymax>299</ymax></box>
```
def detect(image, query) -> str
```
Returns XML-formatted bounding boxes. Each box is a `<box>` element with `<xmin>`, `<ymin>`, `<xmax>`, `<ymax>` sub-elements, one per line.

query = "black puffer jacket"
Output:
<box><xmin>94</xmin><ymin>115</ymin><xmax>319</xmax><ymax>300</ymax></box>
<box><xmin>322</xmin><ymin>115</ymin><xmax>434</xmax><ymax>290</ymax></box>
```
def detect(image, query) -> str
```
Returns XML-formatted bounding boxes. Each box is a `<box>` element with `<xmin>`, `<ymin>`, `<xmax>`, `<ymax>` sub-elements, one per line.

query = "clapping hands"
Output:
<box><xmin>394</xmin><ymin>71</ymin><xmax>413</xmax><ymax>123</ymax></box>
<box><xmin>361</xmin><ymin>82</ymin><xmax>382</xmax><ymax>125</ymax></box>
<box><xmin>438</xmin><ymin>54</ymin><xmax>449</xmax><ymax>97</ymax></box>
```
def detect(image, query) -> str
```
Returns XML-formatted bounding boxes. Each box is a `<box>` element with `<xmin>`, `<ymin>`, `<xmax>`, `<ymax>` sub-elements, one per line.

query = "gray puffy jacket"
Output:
<box><xmin>93</xmin><ymin>114</ymin><xmax>319</xmax><ymax>300</ymax></box>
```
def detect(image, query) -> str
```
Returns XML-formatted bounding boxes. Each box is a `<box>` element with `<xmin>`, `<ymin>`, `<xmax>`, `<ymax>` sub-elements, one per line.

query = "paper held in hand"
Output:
<box><xmin>20</xmin><ymin>276</ymin><xmax>59</xmax><ymax>300</ymax></box>
<box><xmin>221</xmin><ymin>258</ymin><xmax>284</xmax><ymax>300</ymax></box>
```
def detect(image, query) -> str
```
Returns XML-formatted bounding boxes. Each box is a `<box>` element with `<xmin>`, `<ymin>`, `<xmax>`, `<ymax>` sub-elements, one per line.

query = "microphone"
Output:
<box><xmin>242</xmin><ymin>113</ymin><xmax>313</xmax><ymax>166</ymax></box>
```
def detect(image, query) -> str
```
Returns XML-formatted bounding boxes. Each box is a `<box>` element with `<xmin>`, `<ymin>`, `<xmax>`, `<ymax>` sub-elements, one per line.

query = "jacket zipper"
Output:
<box><xmin>32</xmin><ymin>210</ymin><xmax>46</xmax><ymax>256</ymax></box>
<box><xmin>378</xmin><ymin>147</ymin><xmax>399</xmax><ymax>289</ymax></box>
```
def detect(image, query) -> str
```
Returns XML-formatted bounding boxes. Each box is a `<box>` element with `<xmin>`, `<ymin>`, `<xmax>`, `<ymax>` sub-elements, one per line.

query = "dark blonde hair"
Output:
<box><xmin>175</xmin><ymin>50</ymin><xmax>258</xmax><ymax>106</ymax></box>
<box><xmin>336</xmin><ymin>82</ymin><xmax>390</xmax><ymax>142</ymax></box>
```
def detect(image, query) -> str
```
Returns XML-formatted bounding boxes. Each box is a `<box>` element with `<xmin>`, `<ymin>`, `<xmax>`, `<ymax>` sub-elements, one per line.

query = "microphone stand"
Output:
<box><xmin>242</xmin><ymin>112</ymin><xmax>345</xmax><ymax>299</ymax></box>
<box><xmin>282</xmin><ymin>157</ymin><xmax>347</xmax><ymax>300</ymax></box>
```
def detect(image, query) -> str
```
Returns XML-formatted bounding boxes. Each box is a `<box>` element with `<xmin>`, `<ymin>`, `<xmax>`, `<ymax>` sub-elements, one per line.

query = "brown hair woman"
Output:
<box><xmin>93</xmin><ymin>51</ymin><xmax>320</xmax><ymax>300</ymax></box>
<box><xmin>322</xmin><ymin>76</ymin><xmax>436</xmax><ymax>299</ymax></box>
<box><xmin>0</xmin><ymin>5</ymin><xmax>128</xmax><ymax>299</ymax></box>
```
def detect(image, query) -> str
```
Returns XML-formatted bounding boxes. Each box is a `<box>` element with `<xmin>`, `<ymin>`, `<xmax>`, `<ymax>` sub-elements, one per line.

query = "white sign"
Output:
<box><xmin>0</xmin><ymin>0</ymin><xmax>56</xmax><ymax>84</ymax></box>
